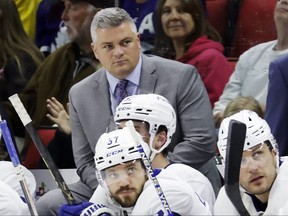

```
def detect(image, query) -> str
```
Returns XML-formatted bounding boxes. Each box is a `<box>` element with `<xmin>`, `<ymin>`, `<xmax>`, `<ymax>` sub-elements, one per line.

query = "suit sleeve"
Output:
<box><xmin>167</xmin><ymin>64</ymin><xmax>216</xmax><ymax>169</ymax></box>
<box><xmin>69</xmin><ymin>90</ymin><xmax>98</xmax><ymax>190</ymax></box>
<box><xmin>265</xmin><ymin>58</ymin><xmax>288</xmax><ymax>156</ymax></box>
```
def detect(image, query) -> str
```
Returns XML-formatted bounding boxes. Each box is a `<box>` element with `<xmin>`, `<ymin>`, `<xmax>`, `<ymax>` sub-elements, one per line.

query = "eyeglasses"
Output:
<box><xmin>240</xmin><ymin>143</ymin><xmax>271</xmax><ymax>168</ymax></box>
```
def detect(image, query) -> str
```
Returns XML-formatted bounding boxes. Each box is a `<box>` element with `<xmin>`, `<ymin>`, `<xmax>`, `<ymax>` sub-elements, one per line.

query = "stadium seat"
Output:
<box><xmin>229</xmin><ymin>0</ymin><xmax>277</xmax><ymax>57</ymax></box>
<box><xmin>206</xmin><ymin>0</ymin><xmax>229</xmax><ymax>42</ymax></box>
<box><xmin>206</xmin><ymin>0</ymin><xmax>277</xmax><ymax>58</ymax></box>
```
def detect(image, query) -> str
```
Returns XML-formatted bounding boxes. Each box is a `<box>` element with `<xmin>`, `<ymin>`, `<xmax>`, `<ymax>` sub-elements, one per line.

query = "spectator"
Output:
<box><xmin>31</xmin><ymin>1</ymin><xmax>114</xmax><ymax>214</ymax></box>
<box><xmin>67</xmin><ymin>7</ymin><xmax>220</xmax><ymax>213</ymax></box>
<box><xmin>60</xmin><ymin>125</ymin><xmax>212</xmax><ymax>215</ymax></box>
<box><xmin>265</xmin><ymin>54</ymin><xmax>288</xmax><ymax>157</ymax></box>
<box><xmin>0</xmin><ymin>0</ymin><xmax>112</xmax><ymax>171</ymax></box>
<box><xmin>120</xmin><ymin>0</ymin><xmax>158</xmax><ymax>52</ymax></box>
<box><xmin>152</xmin><ymin>0</ymin><xmax>233</xmax><ymax>108</ymax></box>
<box><xmin>35</xmin><ymin>0</ymin><xmax>67</xmax><ymax>56</ymax></box>
<box><xmin>214</xmin><ymin>110</ymin><xmax>288</xmax><ymax>215</ymax></box>
<box><xmin>0</xmin><ymin>0</ymin><xmax>44</xmax><ymax>102</ymax></box>
<box><xmin>223</xmin><ymin>96</ymin><xmax>264</xmax><ymax>120</ymax></box>
<box><xmin>213</xmin><ymin>0</ymin><xmax>288</xmax><ymax>128</ymax></box>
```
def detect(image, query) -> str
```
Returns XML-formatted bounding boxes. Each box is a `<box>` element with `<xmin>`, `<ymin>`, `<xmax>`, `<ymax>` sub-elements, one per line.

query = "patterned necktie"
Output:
<box><xmin>116</xmin><ymin>79</ymin><xmax>128</xmax><ymax>105</ymax></box>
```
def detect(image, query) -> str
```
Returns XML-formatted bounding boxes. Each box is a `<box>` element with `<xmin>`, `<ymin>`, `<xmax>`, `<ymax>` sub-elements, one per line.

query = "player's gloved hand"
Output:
<box><xmin>80</xmin><ymin>203</ymin><xmax>114</xmax><ymax>216</ymax></box>
<box><xmin>59</xmin><ymin>202</ymin><xmax>94</xmax><ymax>216</ymax></box>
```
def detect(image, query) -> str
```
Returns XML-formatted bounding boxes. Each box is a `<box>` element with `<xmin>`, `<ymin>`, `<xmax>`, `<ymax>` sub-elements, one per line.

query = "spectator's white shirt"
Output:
<box><xmin>213</xmin><ymin>40</ymin><xmax>288</xmax><ymax>115</ymax></box>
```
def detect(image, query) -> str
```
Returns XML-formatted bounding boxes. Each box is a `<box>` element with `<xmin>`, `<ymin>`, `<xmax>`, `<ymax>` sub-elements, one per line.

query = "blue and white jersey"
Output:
<box><xmin>164</xmin><ymin>163</ymin><xmax>215</xmax><ymax>212</ymax></box>
<box><xmin>90</xmin><ymin>163</ymin><xmax>214</xmax><ymax>215</ymax></box>
<box><xmin>132</xmin><ymin>169</ymin><xmax>211</xmax><ymax>215</ymax></box>
<box><xmin>121</xmin><ymin>0</ymin><xmax>157</xmax><ymax>51</ymax></box>
<box><xmin>0</xmin><ymin>180</ymin><xmax>30</xmax><ymax>215</ymax></box>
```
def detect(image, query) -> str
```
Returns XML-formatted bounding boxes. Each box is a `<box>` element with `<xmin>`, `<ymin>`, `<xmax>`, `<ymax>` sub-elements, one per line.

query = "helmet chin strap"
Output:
<box><xmin>149</xmin><ymin>133</ymin><xmax>159</xmax><ymax>161</ymax></box>
<box><xmin>275</xmin><ymin>154</ymin><xmax>280</xmax><ymax>174</ymax></box>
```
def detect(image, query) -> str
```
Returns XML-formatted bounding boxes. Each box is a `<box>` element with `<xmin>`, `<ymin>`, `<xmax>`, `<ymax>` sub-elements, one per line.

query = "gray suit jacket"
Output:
<box><xmin>69</xmin><ymin>54</ymin><xmax>216</xmax><ymax>190</ymax></box>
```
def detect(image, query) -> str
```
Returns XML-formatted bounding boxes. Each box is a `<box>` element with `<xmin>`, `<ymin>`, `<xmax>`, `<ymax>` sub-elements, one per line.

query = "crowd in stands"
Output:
<box><xmin>0</xmin><ymin>0</ymin><xmax>287</xmax><ymax>215</ymax></box>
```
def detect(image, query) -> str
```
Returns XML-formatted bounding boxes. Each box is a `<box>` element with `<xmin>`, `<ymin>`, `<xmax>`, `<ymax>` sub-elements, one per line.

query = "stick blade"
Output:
<box><xmin>224</xmin><ymin>120</ymin><xmax>250</xmax><ymax>216</ymax></box>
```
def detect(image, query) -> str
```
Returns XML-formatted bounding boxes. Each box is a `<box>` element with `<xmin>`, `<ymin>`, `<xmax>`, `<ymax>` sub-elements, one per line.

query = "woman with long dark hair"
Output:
<box><xmin>0</xmin><ymin>0</ymin><xmax>44</xmax><ymax>102</ymax></box>
<box><xmin>153</xmin><ymin>0</ymin><xmax>233</xmax><ymax>108</ymax></box>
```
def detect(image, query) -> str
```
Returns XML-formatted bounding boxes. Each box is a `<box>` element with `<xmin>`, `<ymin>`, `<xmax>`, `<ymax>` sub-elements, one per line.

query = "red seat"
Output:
<box><xmin>206</xmin><ymin>0</ymin><xmax>229</xmax><ymax>41</ymax></box>
<box><xmin>22</xmin><ymin>127</ymin><xmax>56</xmax><ymax>169</ymax></box>
<box><xmin>206</xmin><ymin>0</ymin><xmax>277</xmax><ymax>58</ymax></box>
<box><xmin>230</xmin><ymin>0</ymin><xmax>277</xmax><ymax>57</ymax></box>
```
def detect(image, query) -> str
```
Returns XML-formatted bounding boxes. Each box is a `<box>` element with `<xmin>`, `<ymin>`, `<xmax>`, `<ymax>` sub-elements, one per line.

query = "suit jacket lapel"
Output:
<box><xmin>139</xmin><ymin>54</ymin><xmax>158</xmax><ymax>94</ymax></box>
<box><xmin>94</xmin><ymin>69</ymin><xmax>113</xmax><ymax>117</ymax></box>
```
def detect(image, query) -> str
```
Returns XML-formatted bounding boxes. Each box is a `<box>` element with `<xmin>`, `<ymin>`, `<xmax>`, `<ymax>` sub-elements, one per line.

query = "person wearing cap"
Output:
<box><xmin>214</xmin><ymin>110</ymin><xmax>288</xmax><ymax>215</ymax></box>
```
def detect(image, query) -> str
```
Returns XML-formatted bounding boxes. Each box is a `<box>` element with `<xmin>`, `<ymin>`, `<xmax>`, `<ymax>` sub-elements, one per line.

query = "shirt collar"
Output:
<box><xmin>106</xmin><ymin>55</ymin><xmax>142</xmax><ymax>93</ymax></box>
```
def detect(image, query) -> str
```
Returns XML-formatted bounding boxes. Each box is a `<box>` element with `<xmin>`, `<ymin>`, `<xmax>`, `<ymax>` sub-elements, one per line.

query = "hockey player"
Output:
<box><xmin>59</xmin><ymin>94</ymin><xmax>213</xmax><ymax>215</ymax></box>
<box><xmin>214</xmin><ymin>110</ymin><xmax>288</xmax><ymax>215</ymax></box>
<box><xmin>88</xmin><ymin>126</ymin><xmax>211</xmax><ymax>215</ymax></box>
<box><xmin>90</xmin><ymin>94</ymin><xmax>215</xmax><ymax>211</ymax></box>
<box><xmin>0</xmin><ymin>161</ymin><xmax>37</xmax><ymax>215</ymax></box>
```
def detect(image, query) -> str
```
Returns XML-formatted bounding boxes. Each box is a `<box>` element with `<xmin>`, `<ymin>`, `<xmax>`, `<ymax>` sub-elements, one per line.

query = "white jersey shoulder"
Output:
<box><xmin>90</xmin><ymin>163</ymin><xmax>215</xmax><ymax>215</ymax></box>
<box><xmin>132</xmin><ymin>174</ymin><xmax>211</xmax><ymax>215</ymax></box>
<box><xmin>0</xmin><ymin>161</ymin><xmax>36</xmax><ymax>199</ymax></box>
<box><xmin>0</xmin><ymin>180</ymin><xmax>29</xmax><ymax>215</ymax></box>
<box><xmin>214</xmin><ymin>161</ymin><xmax>288</xmax><ymax>215</ymax></box>
<box><xmin>165</xmin><ymin>163</ymin><xmax>215</xmax><ymax>211</ymax></box>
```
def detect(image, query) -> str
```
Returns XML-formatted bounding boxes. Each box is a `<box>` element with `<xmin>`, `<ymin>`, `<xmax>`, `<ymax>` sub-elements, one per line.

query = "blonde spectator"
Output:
<box><xmin>223</xmin><ymin>96</ymin><xmax>264</xmax><ymax>119</ymax></box>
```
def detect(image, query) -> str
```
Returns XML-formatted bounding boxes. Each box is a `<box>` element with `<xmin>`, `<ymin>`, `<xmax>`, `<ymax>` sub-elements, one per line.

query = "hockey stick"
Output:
<box><xmin>0</xmin><ymin>120</ymin><xmax>38</xmax><ymax>216</ymax></box>
<box><xmin>224</xmin><ymin>120</ymin><xmax>250</xmax><ymax>216</ymax></box>
<box><xmin>126</xmin><ymin>121</ymin><xmax>173</xmax><ymax>216</ymax></box>
<box><xmin>8</xmin><ymin>94</ymin><xmax>76</xmax><ymax>205</ymax></box>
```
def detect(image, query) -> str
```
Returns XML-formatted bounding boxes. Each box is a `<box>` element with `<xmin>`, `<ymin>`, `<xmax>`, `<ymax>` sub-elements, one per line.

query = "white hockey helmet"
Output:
<box><xmin>114</xmin><ymin>94</ymin><xmax>176</xmax><ymax>157</ymax></box>
<box><xmin>217</xmin><ymin>110</ymin><xmax>279</xmax><ymax>165</ymax></box>
<box><xmin>95</xmin><ymin>126</ymin><xmax>150</xmax><ymax>172</ymax></box>
<box><xmin>94</xmin><ymin>123</ymin><xmax>150</xmax><ymax>209</ymax></box>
